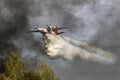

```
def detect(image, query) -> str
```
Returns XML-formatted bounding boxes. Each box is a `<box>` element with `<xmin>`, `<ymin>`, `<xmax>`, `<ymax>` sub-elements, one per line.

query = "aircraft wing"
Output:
<box><xmin>57</xmin><ymin>27</ymin><xmax>68</xmax><ymax>30</ymax></box>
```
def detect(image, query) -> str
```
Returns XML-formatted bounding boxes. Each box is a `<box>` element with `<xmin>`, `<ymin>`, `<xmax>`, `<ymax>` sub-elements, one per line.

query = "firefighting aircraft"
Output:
<box><xmin>29</xmin><ymin>25</ymin><xmax>68</xmax><ymax>35</ymax></box>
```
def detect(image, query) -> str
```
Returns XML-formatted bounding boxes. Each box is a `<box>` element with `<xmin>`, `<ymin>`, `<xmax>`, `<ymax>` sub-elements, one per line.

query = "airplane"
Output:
<box><xmin>29</xmin><ymin>25</ymin><xmax>68</xmax><ymax>35</ymax></box>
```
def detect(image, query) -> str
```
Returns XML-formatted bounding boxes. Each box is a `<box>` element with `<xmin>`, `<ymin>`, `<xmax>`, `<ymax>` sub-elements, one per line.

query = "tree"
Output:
<box><xmin>24</xmin><ymin>71</ymin><xmax>41</xmax><ymax>80</ymax></box>
<box><xmin>38</xmin><ymin>61</ymin><xmax>59</xmax><ymax>80</ymax></box>
<box><xmin>4</xmin><ymin>51</ymin><xmax>25</xmax><ymax>80</ymax></box>
<box><xmin>0</xmin><ymin>51</ymin><xmax>59</xmax><ymax>80</ymax></box>
<box><xmin>0</xmin><ymin>74</ymin><xmax>10</xmax><ymax>80</ymax></box>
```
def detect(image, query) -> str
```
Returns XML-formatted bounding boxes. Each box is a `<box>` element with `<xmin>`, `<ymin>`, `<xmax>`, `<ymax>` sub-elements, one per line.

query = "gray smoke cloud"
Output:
<box><xmin>0</xmin><ymin>0</ymin><xmax>42</xmax><ymax>70</ymax></box>
<box><xmin>0</xmin><ymin>0</ymin><xmax>30</xmax><ymax>54</ymax></box>
<box><xmin>0</xmin><ymin>0</ymin><xmax>120</xmax><ymax>80</ymax></box>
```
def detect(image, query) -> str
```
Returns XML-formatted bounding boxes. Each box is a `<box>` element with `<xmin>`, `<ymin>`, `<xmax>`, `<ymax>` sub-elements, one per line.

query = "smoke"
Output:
<box><xmin>0</xmin><ymin>0</ymin><xmax>31</xmax><ymax>55</ymax></box>
<box><xmin>44</xmin><ymin>34</ymin><xmax>117</xmax><ymax>64</ymax></box>
<box><xmin>0</xmin><ymin>0</ymin><xmax>43</xmax><ymax>70</ymax></box>
<box><xmin>0</xmin><ymin>0</ymin><xmax>120</xmax><ymax>79</ymax></box>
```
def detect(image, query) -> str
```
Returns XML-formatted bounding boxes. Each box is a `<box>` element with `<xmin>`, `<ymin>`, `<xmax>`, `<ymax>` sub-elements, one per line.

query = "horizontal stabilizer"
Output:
<box><xmin>58</xmin><ymin>32</ymin><xmax>64</xmax><ymax>34</ymax></box>
<box><xmin>57</xmin><ymin>27</ymin><xmax>68</xmax><ymax>30</ymax></box>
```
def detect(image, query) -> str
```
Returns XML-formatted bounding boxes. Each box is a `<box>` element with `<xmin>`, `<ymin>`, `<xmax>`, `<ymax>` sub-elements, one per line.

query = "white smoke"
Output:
<box><xmin>44</xmin><ymin>33</ymin><xmax>117</xmax><ymax>64</ymax></box>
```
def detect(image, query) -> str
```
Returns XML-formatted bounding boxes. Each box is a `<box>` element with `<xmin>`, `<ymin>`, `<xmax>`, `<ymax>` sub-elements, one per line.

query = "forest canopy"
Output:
<box><xmin>0</xmin><ymin>51</ymin><xmax>59</xmax><ymax>80</ymax></box>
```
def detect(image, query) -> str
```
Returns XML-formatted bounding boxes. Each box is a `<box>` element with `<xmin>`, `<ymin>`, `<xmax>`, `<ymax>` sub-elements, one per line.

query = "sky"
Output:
<box><xmin>0</xmin><ymin>0</ymin><xmax>120</xmax><ymax>80</ymax></box>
